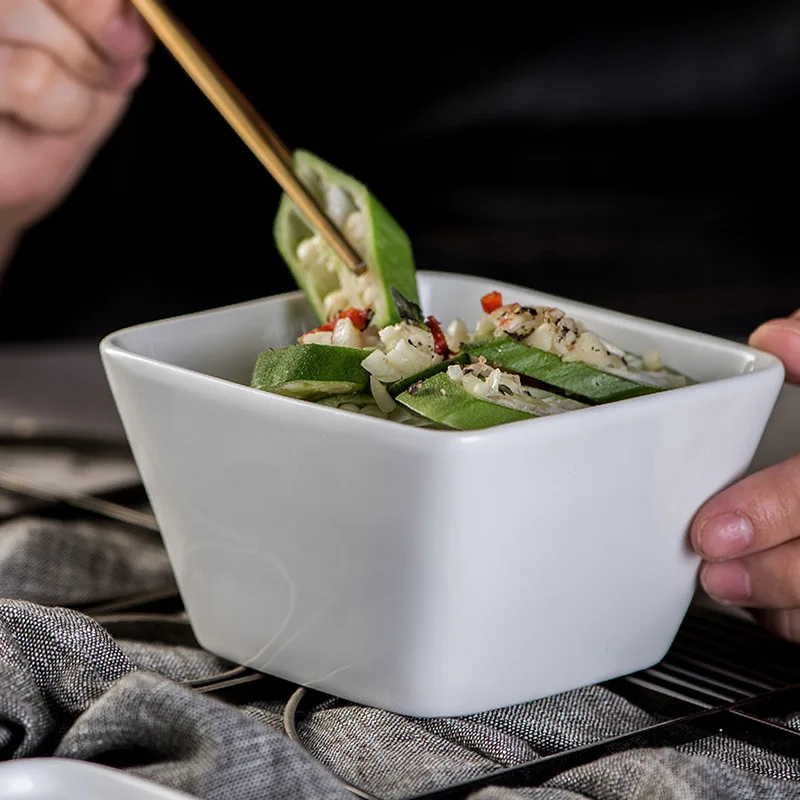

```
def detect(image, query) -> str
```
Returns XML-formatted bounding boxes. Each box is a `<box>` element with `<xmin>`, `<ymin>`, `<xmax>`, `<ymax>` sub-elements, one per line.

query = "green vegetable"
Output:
<box><xmin>387</xmin><ymin>352</ymin><xmax>471</xmax><ymax>397</ymax></box>
<box><xmin>395</xmin><ymin>372</ymin><xmax>537</xmax><ymax>431</ymax></box>
<box><xmin>463</xmin><ymin>338</ymin><xmax>665</xmax><ymax>404</ymax></box>
<box><xmin>251</xmin><ymin>344</ymin><xmax>368</xmax><ymax>400</ymax></box>
<box><xmin>274</xmin><ymin>150</ymin><xmax>420</xmax><ymax>329</ymax></box>
<box><xmin>390</xmin><ymin>286</ymin><xmax>425</xmax><ymax>325</ymax></box>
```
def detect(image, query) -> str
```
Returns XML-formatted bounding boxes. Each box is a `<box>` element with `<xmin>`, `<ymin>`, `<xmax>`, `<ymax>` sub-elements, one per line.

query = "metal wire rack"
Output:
<box><xmin>2</xmin><ymin>434</ymin><xmax>799</xmax><ymax>800</ymax></box>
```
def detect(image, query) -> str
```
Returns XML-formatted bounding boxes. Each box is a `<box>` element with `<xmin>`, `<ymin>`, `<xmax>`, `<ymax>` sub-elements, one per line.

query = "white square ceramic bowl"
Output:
<box><xmin>99</xmin><ymin>271</ymin><xmax>785</xmax><ymax>718</ymax></box>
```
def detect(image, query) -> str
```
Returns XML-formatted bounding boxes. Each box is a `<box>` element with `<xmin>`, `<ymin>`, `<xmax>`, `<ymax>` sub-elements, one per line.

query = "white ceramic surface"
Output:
<box><xmin>0</xmin><ymin>759</ymin><xmax>193</xmax><ymax>799</ymax></box>
<box><xmin>99</xmin><ymin>271</ymin><xmax>785</xmax><ymax>718</ymax></box>
<box><xmin>748</xmin><ymin>382</ymin><xmax>800</xmax><ymax>475</ymax></box>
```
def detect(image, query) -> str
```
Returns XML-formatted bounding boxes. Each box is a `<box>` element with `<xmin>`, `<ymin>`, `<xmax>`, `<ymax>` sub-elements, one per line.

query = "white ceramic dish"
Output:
<box><xmin>100</xmin><ymin>271</ymin><xmax>784</xmax><ymax>718</ymax></box>
<box><xmin>748</xmin><ymin>382</ymin><xmax>800</xmax><ymax>475</ymax></box>
<box><xmin>0</xmin><ymin>759</ymin><xmax>193</xmax><ymax>799</ymax></box>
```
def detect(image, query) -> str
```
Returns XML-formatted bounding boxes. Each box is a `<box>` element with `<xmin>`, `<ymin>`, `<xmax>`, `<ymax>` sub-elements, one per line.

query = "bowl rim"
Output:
<box><xmin>99</xmin><ymin>270</ymin><xmax>786</xmax><ymax>443</ymax></box>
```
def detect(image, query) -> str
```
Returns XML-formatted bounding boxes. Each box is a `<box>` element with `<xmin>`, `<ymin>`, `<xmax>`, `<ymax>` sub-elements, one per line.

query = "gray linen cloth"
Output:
<box><xmin>0</xmin><ymin>599</ymin><xmax>350</xmax><ymax>798</ymax></box>
<box><xmin>2</xmin><ymin>472</ymin><xmax>800</xmax><ymax>798</ymax></box>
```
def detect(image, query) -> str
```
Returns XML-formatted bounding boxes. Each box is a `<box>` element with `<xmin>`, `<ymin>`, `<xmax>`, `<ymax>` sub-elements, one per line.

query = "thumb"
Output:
<box><xmin>749</xmin><ymin>309</ymin><xmax>800</xmax><ymax>384</ymax></box>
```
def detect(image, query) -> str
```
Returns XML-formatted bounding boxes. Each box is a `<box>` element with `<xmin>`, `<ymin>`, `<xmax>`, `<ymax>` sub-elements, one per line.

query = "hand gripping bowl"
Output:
<box><xmin>100</xmin><ymin>271</ymin><xmax>785</xmax><ymax>718</ymax></box>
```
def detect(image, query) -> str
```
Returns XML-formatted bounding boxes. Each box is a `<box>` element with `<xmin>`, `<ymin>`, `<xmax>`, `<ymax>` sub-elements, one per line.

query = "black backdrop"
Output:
<box><xmin>1</xmin><ymin>0</ymin><xmax>798</xmax><ymax>342</ymax></box>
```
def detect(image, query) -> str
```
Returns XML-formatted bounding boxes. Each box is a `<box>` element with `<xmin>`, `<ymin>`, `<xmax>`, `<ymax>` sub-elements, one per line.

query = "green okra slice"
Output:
<box><xmin>395</xmin><ymin>372</ymin><xmax>538</xmax><ymax>431</ymax></box>
<box><xmin>274</xmin><ymin>150</ymin><xmax>420</xmax><ymax>330</ymax></box>
<box><xmin>251</xmin><ymin>343</ymin><xmax>368</xmax><ymax>400</ymax></box>
<box><xmin>463</xmin><ymin>338</ymin><xmax>667</xmax><ymax>404</ymax></box>
<box><xmin>387</xmin><ymin>352</ymin><xmax>471</xmax><ymax>397</ymax></box>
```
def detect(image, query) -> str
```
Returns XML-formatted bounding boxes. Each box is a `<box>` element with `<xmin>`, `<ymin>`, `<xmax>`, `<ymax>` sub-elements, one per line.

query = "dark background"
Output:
<box><xmin>0</xmin><ymin>0</ymin><xmax>798</xmax><ymax>342</ymax></box>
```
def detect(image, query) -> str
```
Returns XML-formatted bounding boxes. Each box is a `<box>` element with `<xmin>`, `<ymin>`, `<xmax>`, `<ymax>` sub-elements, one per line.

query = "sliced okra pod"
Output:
<box><xmin>251</xmin><ymin>343</ymin><xmax>368</xmax><ymax>400</ymax></box>
<box><xmin>463</xmin><ymin>338</ymin><xmax>666</xmax><ymax>404</ymax></box>
<box><xmin>467</xmin><ymin>293</ymin><xmax>689</xmax><ymax>404</ymax></box>
<box><xmin>274</xmin><ymin>150</ymin><xmax>420</xmax><ymax>330</ymax></box>
<box><xmin>387</xmin><ymin>352</ymin><xmax>471</xmax><ymax>397</ymax></box>
<box><xmin>396</xmin><ymin>372</ymin><xmax>535</xmax><ymax>430</ymax></box>
<box><xmin>395</xmin><ymin>362</ymin><xmax>585</xmax><ymax>431</ymax></box>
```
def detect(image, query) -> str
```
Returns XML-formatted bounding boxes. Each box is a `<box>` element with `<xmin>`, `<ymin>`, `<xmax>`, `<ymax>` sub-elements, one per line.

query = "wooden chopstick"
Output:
<box><xmin>129</xmin><ymin>0</ymin><xmax>367</xmax><ymax>276</ymax></box>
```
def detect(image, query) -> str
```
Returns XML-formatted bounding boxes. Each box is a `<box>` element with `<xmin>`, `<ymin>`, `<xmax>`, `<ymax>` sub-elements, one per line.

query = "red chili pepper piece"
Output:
<box><xmin>481</xmin><ymin>291</ymin><xmax>503</xmax><ymax>314</ymax></box>
<box><xmin>305</xmin><ymin>322</ymin><xmax>335</xmax><ymax>334</ymax></box>
<box><xmin>302</xmin><ymin>306</ymin><xmax>372</xmax><ymax>336</ymax></box>
<box><xmin>336</xmin><ymin>307</ymin><xmax>372</xmax><ymax>331</ymax></box>
<box><xmin>426</xmin><ymin>315</ymin><xmax>451</xmax><ymax>358</ymax></box>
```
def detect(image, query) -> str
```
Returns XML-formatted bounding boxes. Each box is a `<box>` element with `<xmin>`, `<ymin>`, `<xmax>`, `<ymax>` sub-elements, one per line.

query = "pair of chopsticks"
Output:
<box><xmin>130</xmin><ymin>0</ymin><xmax>366</xmax><ymax>276</ymax></box>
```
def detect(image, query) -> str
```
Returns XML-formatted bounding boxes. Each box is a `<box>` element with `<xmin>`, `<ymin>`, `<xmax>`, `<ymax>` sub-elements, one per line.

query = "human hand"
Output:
<box><xmin>0</xmin><ymin>1</ymin><xmax>152</xmax><ymax>246</ymax></box>
<box><xmin>691</xmin><ymin>310</ymin><xmax>800</xmax><ymax>640</ymax></box>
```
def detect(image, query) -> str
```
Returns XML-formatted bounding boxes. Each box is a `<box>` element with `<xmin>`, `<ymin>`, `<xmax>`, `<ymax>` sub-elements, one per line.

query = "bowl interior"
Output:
<box><xmin>106</xmin><ymin>271</ymin><xmax>778</xmax><ymax>388</ymax></box>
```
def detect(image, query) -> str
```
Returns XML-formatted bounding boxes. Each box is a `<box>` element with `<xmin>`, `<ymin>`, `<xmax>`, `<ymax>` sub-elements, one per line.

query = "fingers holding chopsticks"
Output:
<box><xmin>0</xmin><ymin>44</ymin><xmax>92</xmax><ymax>131</ymax></box>
<box><xmin>45</xmin><ymin>0</ymin><xmax>152</xmax><ymax>65</ymax></box>
<box><xmin>0</xmin><ymin>0</ymin><xmax>150</xmax><ymax>133</ymax></box>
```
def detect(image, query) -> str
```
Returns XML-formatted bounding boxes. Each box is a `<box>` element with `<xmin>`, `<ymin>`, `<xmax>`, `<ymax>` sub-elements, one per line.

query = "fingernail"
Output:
<box><xmin>750</xmin><ymin>318</ymin><xmax>800</xmax><ymax>341</ymax></box>
<box><xmin>748</xmin><ymin>320</ymin><xmax>800</xmax><ymax>382</ymax></box>
<box><xmin>701</xmin><ymin>560</ymin><xmax>751</xmax><ymax>604</ymax></box>
<box><xmin>748</xmin><ymin>322</ymin><xmax>779</xmax><ymax>348</ymax></box>
<box><xmin>697</xmin><ymin>512</ymin><xmax>753</xmax><ymax>559</ymax></box>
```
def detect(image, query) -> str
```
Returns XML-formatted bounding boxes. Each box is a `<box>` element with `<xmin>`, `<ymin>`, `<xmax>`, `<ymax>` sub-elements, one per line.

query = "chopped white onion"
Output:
<box><xmin>331</xmin><ymin>317</ymin><xmax>362</xmax><ymax>349</ymax></box>
<box><xmin>474</xmin><ymin>314</ymin><xmax>496</xmax><ymax>339</ymax></box>
<box><xmin>323</xmin><ymin>290</ymin><xmax>349</xmax><ymax>320</ymax></box>
<box><xmin>379</xmin><ymin>322</ymin><xmax>435</xmax><ymax>352</ymax></box>
<box><xmin>446</xmin><ymin>364</ymin><xmax>463</xmax><ymax>381</ymax></box>
<box><xmin>299</xmin><ymin>330</ymin><xmax>333</xmax><ymax>346</ymax></box>
<box><xmin>370</xmin><ymin>375</ymin><xmax>397</xmax><ymax>413</ymax></box>
<box><xmin>386</xmin><ymin>340</ymin><xmax>439</xmax><ymax>376</ymax></box>
<box><xmin>445</xmin><ymin>318</ymin><xmax>470</xmax><ymax>351</ymax></box>
<box><xmin>487</xmin><ymin>368</ymin><xmax>502</xmax><ymax>393</ymax></box>
<box><xmin>642</xmin><ymin>349</ymin><xmax>663</xmax><ymax>372</ymax></box>
<box><xmin>361</xmin><ymin>349</ymin><xmax>404</xmax><ymax>382</ymax></box>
